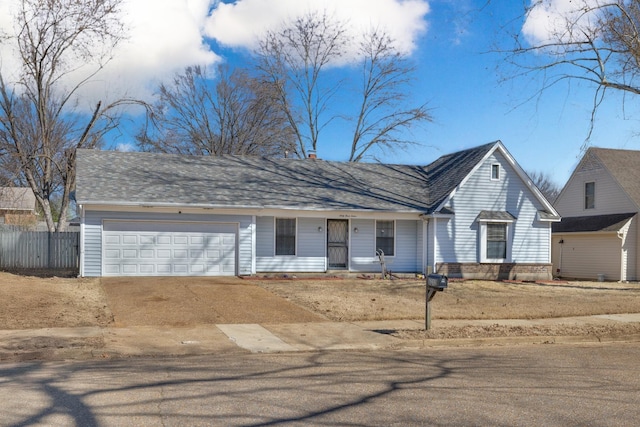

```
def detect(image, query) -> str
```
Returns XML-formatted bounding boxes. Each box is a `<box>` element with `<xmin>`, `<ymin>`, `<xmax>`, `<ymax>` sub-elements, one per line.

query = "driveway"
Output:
<box><xmin>101</xmin><ymin>277</ymin><xmax>327</xmax><ymax>327</ymax></box>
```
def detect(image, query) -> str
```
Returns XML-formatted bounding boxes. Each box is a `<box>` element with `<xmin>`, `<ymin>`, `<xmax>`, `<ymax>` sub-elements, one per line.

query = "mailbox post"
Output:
<box><xmin>425</xmin><ymin>274</ymin><xmax>448</xmax><ymax>330</ymax></box>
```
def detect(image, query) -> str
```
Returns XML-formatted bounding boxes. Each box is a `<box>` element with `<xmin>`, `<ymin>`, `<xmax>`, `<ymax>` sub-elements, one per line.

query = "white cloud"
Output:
<box><xmin>0</xmin><ymin>0</ymin><xmax>429</xmax><ymax>109</ymax></box>
<box><xmin>0</xmin><ymin>0</ymin><xmax>221</xmax><ymax>106</ymax></box>
<box><xmin>204</xmin><ymin>0</ymin><xmax>430</xmax><ymax>57</ymax></box>
<box><xmin>522</xmin><ymin>0</ymin><xmax>603</xmax><ymax>47</ymax></box>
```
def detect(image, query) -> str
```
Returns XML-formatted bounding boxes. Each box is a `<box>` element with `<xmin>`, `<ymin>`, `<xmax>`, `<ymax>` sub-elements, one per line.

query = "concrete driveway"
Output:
<box><xmin>101</xmin><ymin>277</ymin><xmax>327</xmax><ymax>327</ymax></box>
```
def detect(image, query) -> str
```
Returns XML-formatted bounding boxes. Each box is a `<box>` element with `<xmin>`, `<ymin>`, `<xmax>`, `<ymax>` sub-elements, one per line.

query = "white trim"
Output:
<box><xmin>79</xmin><ymin>204</ymin><xmax>423</xmax><ymax>220</ymax></box>
<box><xmin>491</xmin><ymin>163</ymin><xmax>500</xmax><ymax>181</ymax></box>
<box><xmin>432</xmin><ymin>217</ymin><xmax>438</xmax><ymax>273</ymax></box>
<box><xmin>375</xmin><ymin>219</ymin><xmax>396</xmax><ymax>257</ymax></box>
<box><xmin>79</xmin><ymin>205</ymin><xmax>85</xmax><ymax>277</ymax></box>
<box><xmin>274</xmin><ymin>217</ymin><xmax>297</xmax><ymax>256</ymax></box>
<box><xmin>584</xmin><ymin>180</ymin><xmax>596</xmax><ymax>210</ymax></box>
<box><xmin>479</xmin><ymin>221</ymin><xmax>512</xmax><ymax>263</ymax></box>
<box><xmin>251</xmin><ymin>215</ymin><xmax>257</xmax><ymax>274</ymax></box>
<box><xmin>422</xmin><ymin>218</ymin><xmax>428</xmax><ymax>275</ymax></box>
<box><xmin>434</xmin><ymin>141</ymin><xmax>560</xmax><ymax>218</ymax></box>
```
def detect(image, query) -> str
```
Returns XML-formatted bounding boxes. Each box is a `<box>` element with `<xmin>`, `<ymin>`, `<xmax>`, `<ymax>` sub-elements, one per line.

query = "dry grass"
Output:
<box><xmin>252</xmin><ymin>278</ymin><xmax>640</xmax><ymax>321</ymax></box>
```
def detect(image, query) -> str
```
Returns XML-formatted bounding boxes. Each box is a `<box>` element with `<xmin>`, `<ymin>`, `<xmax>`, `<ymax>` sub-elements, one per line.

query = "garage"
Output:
<box><xmin>102</xmin><ymin>221</ymin><xmax>237</xmax><ymax>276</ymax></box>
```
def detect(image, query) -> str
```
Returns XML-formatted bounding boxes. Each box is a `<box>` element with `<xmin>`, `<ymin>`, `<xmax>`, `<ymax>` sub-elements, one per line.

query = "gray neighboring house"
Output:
<box><xmin>552</xmin><ymin>147</ymin><xmax>640</xmax><ymax>281</ymax></box>
<box><xmin>75</xmin><ymin>141</ymin><xmax>559</xmax><ymax>279</ymax></box>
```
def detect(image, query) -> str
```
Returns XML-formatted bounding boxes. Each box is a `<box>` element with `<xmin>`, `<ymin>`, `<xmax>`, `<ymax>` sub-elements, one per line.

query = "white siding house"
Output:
<box><xmin>552</xmin><ymin>147</ymin><xmax>640</xmax><ymax>281</ymax></box>
<box><xmin>75</xmin><ymin>141</ymin><xmax>559</xmax><ymax>279</ymax></box>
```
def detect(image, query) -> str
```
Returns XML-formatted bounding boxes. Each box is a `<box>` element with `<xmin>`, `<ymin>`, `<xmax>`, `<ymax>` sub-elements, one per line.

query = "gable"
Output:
<box><xmin>444</xmin><ymin>149</ymin><xmax>549</xmax><ymax>217</ymax></box>
<box><xmin>434</xmin><ymin>142</ymin><xmax>558</xmax><ymax>220</ymax></box>
<box><xmin>555</xmin><ymin>148</ymin><xmax>638</xmax><ymax>217</ymax></box>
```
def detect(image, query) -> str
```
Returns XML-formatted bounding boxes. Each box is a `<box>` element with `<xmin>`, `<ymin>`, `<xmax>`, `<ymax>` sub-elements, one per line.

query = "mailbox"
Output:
<box><xmin>427</xmin><ymin>274</ymin><xmax>448</xmax><ymax>291</ymax></box>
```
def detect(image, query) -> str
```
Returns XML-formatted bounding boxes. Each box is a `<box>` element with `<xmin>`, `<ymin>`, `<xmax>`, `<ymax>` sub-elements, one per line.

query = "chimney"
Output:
<box><xmin>308</xmin><ymin>150</ymin><xmax>317</xmax><ymax>159</ymax></box>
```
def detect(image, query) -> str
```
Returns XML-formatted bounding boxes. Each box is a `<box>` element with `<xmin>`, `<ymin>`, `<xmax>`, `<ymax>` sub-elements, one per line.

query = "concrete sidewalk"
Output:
<box><xmin>2</xmin><ymin>314</ymin><xmax>640</xmax><ymax>363</ymax></box>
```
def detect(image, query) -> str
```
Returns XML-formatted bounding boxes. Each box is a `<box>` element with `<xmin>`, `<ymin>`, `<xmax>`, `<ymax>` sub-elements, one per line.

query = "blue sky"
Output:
<box><xmin>2</xmin><ymin>0</ymin><xmax>639</xmax><ymax>187</ymax></box>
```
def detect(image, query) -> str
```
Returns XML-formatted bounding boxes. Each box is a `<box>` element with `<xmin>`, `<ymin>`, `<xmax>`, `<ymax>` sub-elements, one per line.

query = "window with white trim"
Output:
<box><xmin>478</xmin><ymin>217</ymin><xmax>513</xmax><ymax>263</ymax></box>
<box><xmin>486</xmin><ymin>223</ymin><xmax>507</xmax><ymax>259</ymax></box>
<box><xmin>491</xmin><ymin>163</ymin><xmax>500</xmax><ymax>180</ymax></box>
<box><xmin>275</xmin><ymin>218</ymin><xmax>296</xmax><ymax>255</ymax></box>
<box><xmin>375</xmin><ymin>220</ymin><xmax>394</xmax><ymax>256</ymax></box>
<box><xmin>585</xmin><ymin>181</ymin><xmax>595</xmax><ymax>209</ymax></box>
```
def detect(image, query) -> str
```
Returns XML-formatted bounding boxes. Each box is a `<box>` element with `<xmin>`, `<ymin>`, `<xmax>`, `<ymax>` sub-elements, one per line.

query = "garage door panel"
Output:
<box><xmin>105</xmin><ymin>249</ymin><xmax>121</xmax><ymax>259</ymax></box>
<box><xmin>121</xmin><ymin>249</ymin><xmax>136</xmax><ymax>258</ymax></box>
<box><xmin>122</xmin><ymin>235</ymin><xmax>137</xmax><ymax>245</ymax></box>
<box><xmin>105</xmin><ymin>235</ymin><xmax>120</xmax><ymax>245</ymax></box>
<box><xmin>157</xmin><ymin>249</ymin><xmax>171</xmax><ymax>258</ymax></box>
<box><xmin>103</xmin><ymin>221</ymin><xmax>237</xmax><ymax>277</ymax></box>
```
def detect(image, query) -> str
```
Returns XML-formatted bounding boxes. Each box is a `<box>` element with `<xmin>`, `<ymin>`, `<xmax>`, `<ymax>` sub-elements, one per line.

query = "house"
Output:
<box><xmin>0</xmin><ymin>187</ymin><xmax>37</xmax><ymax>228</ymax></box>
<box><xmin>74</xmin><ymin>141</ymin><xmax>559</xmax><ymax>279</ymax></box>
<box><xmin>552</xmin><ymin>147</ymin><xmax>640</xmax><ymax>281</ymax></box>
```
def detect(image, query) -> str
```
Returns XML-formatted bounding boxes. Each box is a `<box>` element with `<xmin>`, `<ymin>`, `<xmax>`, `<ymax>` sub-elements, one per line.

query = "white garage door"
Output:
<box><xmin>103</xmin><ymin>221</ymin><xmax>237</xmax><ymax>276</ymax></box>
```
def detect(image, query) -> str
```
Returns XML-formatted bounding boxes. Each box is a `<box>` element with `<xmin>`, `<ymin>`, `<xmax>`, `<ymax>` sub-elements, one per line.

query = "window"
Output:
<box><xmin>376</xmin><ymin>220</ymin><xmax>394</xmax><ymax>256</ymax></box>
<box><xmin>486</xmin><ymin>223</ymin><xmax>507</xmax><ymax>259</ymax></box>
<box><xmin>491</xmin><ymin>164</ymin><xmax>500</xmax><ymax>180</ymax></box>
<box><xmin>275</xmin><ymin>218</ymin><xmax>296</xmax><ymax>255</ymax></box>
<box><xmin>585</xmin><ymin>181</ymin><xmax>595</xmax><ymax>209</ymax></box>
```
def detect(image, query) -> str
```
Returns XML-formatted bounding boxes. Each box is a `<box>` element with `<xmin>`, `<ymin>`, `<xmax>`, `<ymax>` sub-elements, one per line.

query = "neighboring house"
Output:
<box><xmin>0</xmin><ymin>187</ymin><xmax>37</xmax><ymax>228</ymax></box>
<box><xmin>552</xmin><ymin>147</ymin><xmax>640</xmax><ymax>282</ymax></box>
<box><xmin>75</xmin><ymin>141</ymin><xmax>559</xmax><ymax>279</ymax></box>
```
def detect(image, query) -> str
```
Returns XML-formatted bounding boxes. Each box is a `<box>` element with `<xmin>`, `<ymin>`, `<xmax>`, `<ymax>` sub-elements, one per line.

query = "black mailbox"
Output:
<box><xmin>427</xmin><ymin>274</ymin><xmax>448</xmax><ymax>291</ymax></box>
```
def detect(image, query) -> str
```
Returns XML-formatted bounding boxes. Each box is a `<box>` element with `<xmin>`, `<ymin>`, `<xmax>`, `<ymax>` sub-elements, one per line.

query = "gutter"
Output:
<box><xmin>77</xmin><ymin>201</ymin><xmax>427</xmax><ymax>214</ymax></box>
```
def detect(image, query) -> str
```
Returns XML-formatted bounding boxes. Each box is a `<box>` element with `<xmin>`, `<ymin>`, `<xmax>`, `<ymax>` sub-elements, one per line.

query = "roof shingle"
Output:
<box><xmin>75</xmin><ymin>142</ymin><xmax>498</xmax><ymax>214</ymax></box>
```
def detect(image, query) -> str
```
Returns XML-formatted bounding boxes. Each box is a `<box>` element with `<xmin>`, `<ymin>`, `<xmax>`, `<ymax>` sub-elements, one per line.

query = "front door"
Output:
<box><xmin>327</xmin><ymin>219</ymin><xmax>349</xmax><ymax>269</ymax></box>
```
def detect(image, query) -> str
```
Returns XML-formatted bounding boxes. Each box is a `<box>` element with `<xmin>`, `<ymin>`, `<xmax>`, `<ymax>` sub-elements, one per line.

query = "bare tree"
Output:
<box><xmin>257</xmin><ymin>11</ymin><xmax>430</xmax><ymax>161</ymax></box>
<box><xmin>138</xmin><ymin>65</ymin><xmax>295</xmax><ymax>157</ymax></box>
<box><xmin>257</xmin><ymin>11</ymin><xmax>347</xmax><ymax>159</ymax></box>
<box><xmin>503</xmin><ymin>1</ymin><xmax>640</xmax><ymax>145</ymax></box>
<box><xmin>349</xmin><ymin>29</ymin><xmax>431</xmax><ymax>162</ymax></box>
<box><xmin>529</xmin><ymin>170</ymin><xmax>561</xmax><ymax>203</ymax></box>
<box><xmin>0</xmin><ymin>0</ymin><xmax>134</xmax><ymax>231</ymax></box>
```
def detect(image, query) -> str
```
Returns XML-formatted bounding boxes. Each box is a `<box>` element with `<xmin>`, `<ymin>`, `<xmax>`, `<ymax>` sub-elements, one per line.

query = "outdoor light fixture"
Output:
<box><xmin>318</xmin><ymin>226</ymin><xmax>323</xmax><ymax>232</ymax></box>
<box><xmin>353</xmin><ymin>227</ymin><xmax>358</xmax><ymax>233</ymax></box>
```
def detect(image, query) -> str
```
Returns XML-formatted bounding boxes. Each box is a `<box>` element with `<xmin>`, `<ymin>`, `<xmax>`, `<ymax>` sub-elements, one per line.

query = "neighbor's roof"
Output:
<box><xmin>75</xmin><ymin>142</ymin><xmax>504</xmax><ymax>214</ymax></box>
<box><xmin>0</xmin><ymin>187</ymin><xmax>36</xmax><ymax>211</ymax></box>
<box><xmin>552</xmin><ymin>212</ymin><xmax>636</xmax><ymax>233</ymax></box>
<box><xmin>588</xmin><ymin>148</ymin><xmax>640</xmax><ymax>208</ymax></box>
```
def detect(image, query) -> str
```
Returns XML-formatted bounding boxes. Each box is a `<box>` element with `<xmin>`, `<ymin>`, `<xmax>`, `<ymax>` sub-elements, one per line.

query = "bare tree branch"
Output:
<box><xmin>500</xmin><ymin>1</ymin><xmax>640</xmax><ymax>149</ymax></box>
<box><xmin>0</xmin><ymin>0</ymin><xmax>135</xmax><ymax>232</ymax></box>
<box><xmin>138</xmin><ymin>65</ymin><xmax>295</xmax><ymax>157</ymax></box>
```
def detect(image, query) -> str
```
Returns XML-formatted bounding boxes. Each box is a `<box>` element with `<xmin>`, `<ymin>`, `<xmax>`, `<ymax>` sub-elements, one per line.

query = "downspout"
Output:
<box><xmin>617</xmin><ymin>230</ymin><xmax>625</xmax><ymax>282</ymax></box>
<box><xmin>79</xmin><ymin>205</ymin><xmax>84</xmax><ymax>277</ymax></box>
<box><xmin>421</xmin><ymin>216</ymin><xmax>428</xmax><ymax>275</ymax></box>
<box><xmin>558</xmin><ymin>238</ymin><xmax>563</xmax><ymax>278</ymax></box>
<box><xmin>251</xmin><ymin>215</ymin><xmax>257</xmax><ymax>275</ymax></box>
<box><xmin>432</xmin><ymin>217</ymin><xmax>438</xmax><ymax>274</ymax></box>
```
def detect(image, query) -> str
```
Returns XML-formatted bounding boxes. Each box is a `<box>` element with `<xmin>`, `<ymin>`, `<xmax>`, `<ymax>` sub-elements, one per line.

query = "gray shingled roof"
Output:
<box><xmin>589</xmin><ymin>148</ymin><xmax>640</xmax><ymax>209</ymax></box>
<box><xmin>552</xmin><ymin>213</ymin><xmax>636</xmax><ymax>233</ymax></box>
<box><xmin>75</xmin><ymin>142</ymin><xmax>498</xmax><ymax>214</ymax></box>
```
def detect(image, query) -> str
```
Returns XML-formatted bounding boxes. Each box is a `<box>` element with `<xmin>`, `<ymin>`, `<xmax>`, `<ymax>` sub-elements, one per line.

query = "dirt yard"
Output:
<box><xmin>2</xmin><ymin>273</ymin><xmax>640</xmax><ymax>341</ymax></box>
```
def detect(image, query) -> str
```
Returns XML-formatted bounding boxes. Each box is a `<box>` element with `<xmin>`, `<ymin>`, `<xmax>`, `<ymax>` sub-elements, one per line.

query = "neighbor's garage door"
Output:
<box><xmin>102</xmin><ymin>221</ymin><xmax>237</xmax><ymax>276</ymax></box>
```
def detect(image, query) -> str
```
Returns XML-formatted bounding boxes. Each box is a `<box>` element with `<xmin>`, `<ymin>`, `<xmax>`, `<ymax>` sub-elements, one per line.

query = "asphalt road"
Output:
<box><xmin>2</xmin><ymin>343</ymin><xmax>639</xmax><ymax>426</ymax></box>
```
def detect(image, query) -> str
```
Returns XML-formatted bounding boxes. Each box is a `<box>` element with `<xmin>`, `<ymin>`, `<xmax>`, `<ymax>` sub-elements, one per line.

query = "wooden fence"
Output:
<box><xmin>0</xmin><ymin>231</ymin><xmax>79</xmax><ymax>272</ymax></box>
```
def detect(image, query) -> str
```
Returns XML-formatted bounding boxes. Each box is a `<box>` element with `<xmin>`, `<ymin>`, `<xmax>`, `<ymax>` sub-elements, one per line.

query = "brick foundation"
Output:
<box><xmin>434</xmin><ymin>263</ymin><xmax>552</xmax><ymax>281</ymax></box>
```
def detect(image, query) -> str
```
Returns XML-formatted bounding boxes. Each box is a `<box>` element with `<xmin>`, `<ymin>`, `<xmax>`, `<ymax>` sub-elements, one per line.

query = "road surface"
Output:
<box><xmin>2</xmin><ymin>342</ymin><xmax>639</xmax><ymax>426</ymax></box>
